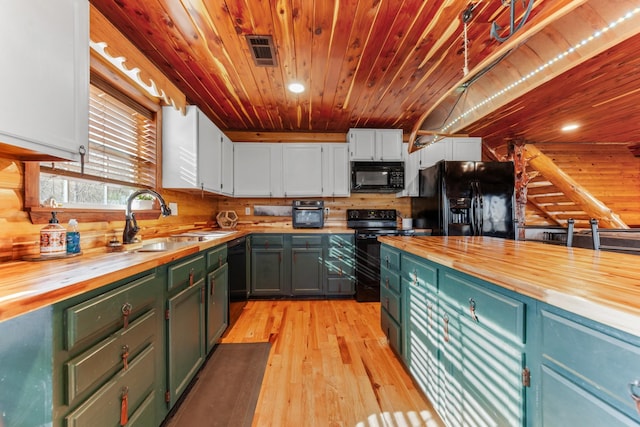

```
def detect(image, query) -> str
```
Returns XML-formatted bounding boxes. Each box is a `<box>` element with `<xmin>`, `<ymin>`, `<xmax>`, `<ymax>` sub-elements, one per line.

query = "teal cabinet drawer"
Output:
<box><xmin>65</xmin><ymin>344</ymin><xmax>157</xmax><ymax>427</ymax></box>
<box><xmin>206</xmin><ymin>244</ymin><xmax>227</xmax><ymax>271</ymax></box>
<box><xmin>380</xmin><ymin>265</ymin><xmax>400</xmax><ymax>294</ymax></box>
<box><xmin>65</xmin><ymin>309</ymin><xmax>157</xmax><ymax>405</ymax></box>
<box><xmin>326</xmin><ymin>258</ymin><xmax>353</xmax><ymax>277</ymax></box>
<box><xmin>381</xmin><ymin>308</ymin><xmax>402</xmax><ymax>355</ymax></box>
<box><xmin>251</xmin><ymin>235</ymin><xmax>283</xmax><ymax>248</ymax></box>
<box><xmin>328</xmin><ymin>234</ymin><xmax>354</xmax><ymax>248</ymax></box>
<box><xmin>380</xmin><ymin>245</ymin><xmax>400</xmax><ymax>271</ymax></box>
<box><xmin>441</xmin><ymin>270</ymin><xmax>525</xmax><ymax>343</ymax></box>
<box><xmin>326</xmin><ymin>277</ymin><xmax>354</xmax><ymax>295</ymax></box>
<box><xmin>541</xmin><ymin>308</ymin><xmax>640</xmax><ymax>421</ymax></box>
<box><xmin>167</xmin><ymin>254</ymin><xmax>205</xmax><ymax>292</ymax></box>
<box><xmin>291</xmin><ymin>235</ymin><xmax>322</xmax><ymax>247</ymax></box>
<box><xmin>401</xmin><ymin>254</ymin><xmax>437</xmax><ymax>293</ymax></box>
<box><xmin>327</xmin><ymin>246</ymin><xmax>353</xmax><ymax>260</ymax></box>
<box><xmin>381</xmin><ymin>285</ymin><xmax>401</xmax><ymax>323</ymax></box>
<box><xmin>65</xmin><ymin>272</ymin><xmax>159</xmax><ymax>351</ymax></box>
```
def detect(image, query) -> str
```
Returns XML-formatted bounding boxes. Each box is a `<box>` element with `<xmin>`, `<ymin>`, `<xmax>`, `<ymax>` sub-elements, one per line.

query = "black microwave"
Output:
<box><xmin>351</xmin><ymin>161</ymin><xmax>405</xmax><ymax>193</ymax></box>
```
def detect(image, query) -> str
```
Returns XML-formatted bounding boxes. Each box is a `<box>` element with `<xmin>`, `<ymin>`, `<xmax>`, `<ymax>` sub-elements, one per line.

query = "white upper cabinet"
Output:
<box><xmin>322</xmin><ymin>144</ymin><xmax>350</xmax><ymax>197</ymax></box>
<box><xmin>233</xmin><ymin>143</ymin><xmax>283</xmax><ymax>197</ymax></box>
<box><xmin>220</xmin><ymin>133</ymin><xmax>234</xmax><ymax>196</ymax></box>
<box><xmin>348</xmin><ymin>128</ymin><xmax>403</xmax><ymax>161</ymax></box>
<box><xmin>282</xmin><ymin>144</ymin><xmax>323</xmax><ymax>197</ymax></box>
<box><xmin>163</xmin><ymin>106</ymin><xmax>226</xmax><ymax>194</ymax></box>
<box><xmin>0</xmin><ymin>0</ymin><xmax>89</xmax><ymax>160</ymax></box>
<box><xmin>397</xmin><ymin>143</ymin><xmax>420</xmax><ymax>197</ymax></box>
<box><xmin>419</xmin><ymin>137</ymin><xmax>482</xmax><ymax>168</ymax></box>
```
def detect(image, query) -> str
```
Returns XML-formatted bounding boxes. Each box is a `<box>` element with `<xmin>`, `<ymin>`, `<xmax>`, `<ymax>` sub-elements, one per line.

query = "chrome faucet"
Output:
<box><xmin>123</xmin><ymin>189</ymin><xmax>172</xmax><ymax>244</ymax></box>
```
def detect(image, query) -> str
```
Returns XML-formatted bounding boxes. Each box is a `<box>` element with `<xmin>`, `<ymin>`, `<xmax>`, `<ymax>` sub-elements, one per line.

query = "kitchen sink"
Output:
<box><xmin>135</xmin><ymin>241</ymin><xmax>191</xmax><ymax>252</ymax></box>
<box><xmin>170</xmin><ymin>230</ymin><xmax>238</xmax><ymax>241</ymax></box>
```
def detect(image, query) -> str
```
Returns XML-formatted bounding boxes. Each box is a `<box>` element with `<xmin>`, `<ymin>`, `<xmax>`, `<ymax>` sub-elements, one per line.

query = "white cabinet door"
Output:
<box><xmin>233</xmin><ymin>143</ymin><xmax>275</xmax><ymax>197</ymax></box>
<box><xmin>283</xmin><ymin>144</ymin><xmax>323</xmax><ymax>197</ymax></box>
<box><xmin>322</xmin><ymin>144</ymin><xmax>350</xmax><ymax>197</ymax></box>
<box><xmin>376</xmin><ymin>129</ymin><xmax>403</xmax><ymax>160</ymax></box>
<box><xmin>0</xmin><ymin>0</ymin><xmax>88</xmax><ymax>160</ymax></box>
<box><xmin>163</xmin><ymin>106</ymin><xmax>199</xmax><ymax>189</ymax></box>
<box><xmin>163</xmin><ymin>106</ymin><xmax>223</xmax><ymax>193</ymax></box>
<box><xmin>419</xmin><ymin>137</ymin><xmax>482</xmax><ymax>168</ymax></box>
<box><xmin>450</xmin><ymin>137</ymin><xmax>482</xmax><ymax>161</ymax></box>
<box><xmin>349</xmin><ymin>128</ymin><xmax>403</xmax><ymax>161</ymax></box>
<box><xmin>220</xmin><ymin>134</ymin><xmax>234</xmax><ymax>196</ymax></box>
<box><xmin>198</xmin><ymin>114</ymin><xmax>221</xmax><ymax>193</ymax></box>
<box><xmin>397</xmin><ymin>143</ymin><xmax>419</xmax><ymax>197</ymax></box>
<box><xmin>348</xmin><ymin>129</ymin><xmax>376</xmax><ymax>160</ymax></box>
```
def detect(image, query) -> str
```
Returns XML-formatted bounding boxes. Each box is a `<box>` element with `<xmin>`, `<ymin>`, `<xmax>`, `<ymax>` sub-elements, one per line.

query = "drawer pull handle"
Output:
<box><xmin>120</xmin><ymin>386</ymin><xmax>129</xmax><ymax>426</ymax></box>
<box><xmin>210</xmin><ymin>277</ymin><xmax>215</xmax><ymax>296</ymax></box>
<box><xmin>385</xmin><ymin>297</ymin><xmax>390</xmax><ymax>310</ymax></box>
<box><xmin>385</xmin><ymin>277</ymin><xmax>389</xmax><ymax>288</ymax></box>
<box><xmin>121</xmin><ymin>303</ymin><xmax>132</xmax><ymax>329</ymax></box>
<box><xmin>443</xmin><ymin>314</ymin><xmax>450</xmax><ymax>343</ymax></box>
<box><xmin>469</xmin><ymin>298</ymin><xmax>479</xmax><ymax>323</ymax></box>
<box><xmin>428</xmin><ymin>302</ymin><xmax>433</xmax><ymax>329</ymax></box>
<box><xmin>385</xmin><ymin>255</ymin><xmax>390</xmax><ymax>269</ymax></box>
<box><xmin>413</xmin><ymin>269</ymin><xmax>418</xmax><ymax>285</ymax></box>
<box><xmin>219</xmin><ymin>254</ymin><xmax>223</xmax><ymax>268</ymax></box>
<box><xmin>629</xmin><ymin>379</ymin><xmax>640</xmax><ymax>414</ymax></box>
<box><xmin>339</xmin><ymin>266</ymin><xmax>343</xmax><ymax>277</ymax></box>
<box><xmin>121</xmin><ymin>345</ymin><xmax>129</xmax><ymax>370</ymax></box>
<box><xmin>189</xmin><ymin>268</ymin><xmax>195</xmax><ymax>287</ymax></box>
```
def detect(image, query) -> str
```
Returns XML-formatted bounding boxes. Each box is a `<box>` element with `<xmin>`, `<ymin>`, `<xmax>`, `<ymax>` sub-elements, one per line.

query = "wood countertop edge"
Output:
<box><xmin>379</xmin><ymin>236</ymin><xmax>640</xmax><ymax>337</ymax></box>
<box><xmin>0</xmin><ymin>227</ymin><xmax>355</xmax><ymax>323</ymax></box>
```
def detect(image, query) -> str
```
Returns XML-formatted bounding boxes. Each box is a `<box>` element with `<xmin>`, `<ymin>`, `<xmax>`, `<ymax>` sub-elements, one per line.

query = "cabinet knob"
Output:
<box><xmin>442</xmin><ymin>314</ymin><xmax>450</xmax><ymax>343</ymax></box>
<box><xmin>121</xmin><ymin>303</ymin><xmax>132</xmax><ymax>329</ymax></box>
<box><xmin>469</xmin><ymin>298</ymin><xmax>479</xmax><ymax>323</ymax></box>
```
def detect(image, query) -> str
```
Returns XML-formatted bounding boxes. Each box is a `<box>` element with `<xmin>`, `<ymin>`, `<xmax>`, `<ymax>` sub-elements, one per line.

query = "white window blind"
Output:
<box><xmin>42</xmin><ymin>84</ymin><xmax>157</xmax><ymax>188</ymax></box>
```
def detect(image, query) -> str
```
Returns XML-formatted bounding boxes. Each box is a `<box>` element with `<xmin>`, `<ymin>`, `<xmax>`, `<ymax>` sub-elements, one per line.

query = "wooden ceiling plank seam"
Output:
<box><xmin>345</xmin><ymin>0</ymin><xmax>416</xmax><ymax>128</ymax></box>
<box><xmin>340</xmin><ymin>0</ymin><xmax>384</xmax><ymax>112</ymax></box>
<box><xmin>180</xmin><ymin>0</ymin><xmax>263</xmax><ymax>128</ymax></box>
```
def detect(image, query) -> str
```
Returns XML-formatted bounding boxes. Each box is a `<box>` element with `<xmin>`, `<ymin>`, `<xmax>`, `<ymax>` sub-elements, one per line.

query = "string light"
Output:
<box><xmin>441</xmin><ymin>7</ymin><xmax>640</xmax><ymax>133</ymax></box>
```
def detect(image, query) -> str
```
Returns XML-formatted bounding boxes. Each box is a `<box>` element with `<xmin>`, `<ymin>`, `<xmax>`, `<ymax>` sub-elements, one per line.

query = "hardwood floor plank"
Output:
<box><xmin>220</xmin><ymin>300</ymin><xmax>444</xmax><ymax>426</ymax></box>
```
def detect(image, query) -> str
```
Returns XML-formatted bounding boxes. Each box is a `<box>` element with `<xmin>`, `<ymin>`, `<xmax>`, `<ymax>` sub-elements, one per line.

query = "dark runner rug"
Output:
<box><xmin>164</xmin><ymin>342</ymin><xmax>271</xmax><ymax>427</ymax></box>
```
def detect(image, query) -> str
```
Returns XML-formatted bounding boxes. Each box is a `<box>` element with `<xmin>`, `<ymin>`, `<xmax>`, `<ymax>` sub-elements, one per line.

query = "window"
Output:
<box><xmin>26</xmin><ymin>71</ymin><xmax>162</xmax><ymax>224</ymax></box>
<box><xmin>39</xmin><ymin>81</ymin><xmax>157</xmax><ymax>209</ymax></box>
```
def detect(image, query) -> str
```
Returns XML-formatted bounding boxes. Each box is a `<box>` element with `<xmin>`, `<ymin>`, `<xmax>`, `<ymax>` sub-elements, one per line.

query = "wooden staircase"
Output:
<box><xmin>522</xmin><ymin>145</ymin><xmax>628</xmax><ymax>230</ymax></box>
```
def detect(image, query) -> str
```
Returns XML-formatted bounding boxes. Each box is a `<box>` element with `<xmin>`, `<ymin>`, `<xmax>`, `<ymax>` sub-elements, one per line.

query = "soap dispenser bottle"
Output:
<box><xmin>66</xmin><ymin>218</ymin><xmax>81</xmax><ymax>254</ymax></box>
<box><xmin>40</xmin><ymin>212</ymin><xmax>66</xmax><ymax>256</ymax></box>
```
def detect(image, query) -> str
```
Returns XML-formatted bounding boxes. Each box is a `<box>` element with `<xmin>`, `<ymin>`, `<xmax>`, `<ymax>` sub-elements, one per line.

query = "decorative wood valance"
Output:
<box><xmin>89</xmin><ymin>4</ymin><xmax>186</xmax><ymax>114</ymax></box>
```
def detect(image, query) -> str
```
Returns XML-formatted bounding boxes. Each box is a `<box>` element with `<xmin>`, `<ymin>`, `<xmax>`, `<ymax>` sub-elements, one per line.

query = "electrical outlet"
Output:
<box><xmin>169</xmin><ymin>202</ymin><xmax>178</xmax><ymax>216</ymax></box>
<box><xmin>325</xmin><ymin>207</ymin><xmax>330</xmax><ymax>215</ymax></box>
<box><xmin>245</xmin><ymin>207</ymin><xmax>251</xmax><ymax>215</ymax></box>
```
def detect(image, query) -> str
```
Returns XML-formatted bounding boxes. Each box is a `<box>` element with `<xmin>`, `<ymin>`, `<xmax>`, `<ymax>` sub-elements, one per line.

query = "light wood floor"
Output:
<box><xmin>220</xmin><ymin>300</ymin><xmax>444</xmax><ymax>427</ymax></box>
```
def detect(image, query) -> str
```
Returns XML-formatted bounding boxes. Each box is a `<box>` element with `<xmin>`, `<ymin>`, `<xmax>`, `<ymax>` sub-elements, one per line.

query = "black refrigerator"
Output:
<box><xmin>411</xmin><ymin>160</ymin><xmax>516</xmax><ymax>239</ymax></box>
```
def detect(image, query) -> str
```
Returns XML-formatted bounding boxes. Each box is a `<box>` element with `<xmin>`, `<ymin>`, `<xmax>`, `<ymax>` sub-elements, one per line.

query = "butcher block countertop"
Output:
<box><xmin>379</xmin><ymin>236</ymin><xmax>640</xmax><ymax>337</ymax></box>
<box><xmin>0</xmin><ymin>226</ymin><xmax>357</xmax><ymax>322</ymax></box>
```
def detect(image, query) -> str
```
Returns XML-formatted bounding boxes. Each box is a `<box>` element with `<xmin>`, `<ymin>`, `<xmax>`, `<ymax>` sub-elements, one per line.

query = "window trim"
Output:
<box><xmin>25</xmin><ymin>57</ymin><xmax>164</xmax><ymax>225</ymax></box>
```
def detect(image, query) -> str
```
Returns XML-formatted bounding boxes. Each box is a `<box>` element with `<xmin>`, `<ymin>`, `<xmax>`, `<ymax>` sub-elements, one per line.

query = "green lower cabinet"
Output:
<box><xmin>436</xmin><ymin>301</ymin><xmax>463</xmax><ymax>427</ymax></box>
<box><xmin>207</xmin><ymin>263</ymin><xmax>228</xmax><ymax>352</ymax></box>
<box><xmin>291</xmin><ymin>247</ymin><xmax>323</xmax><ymax>295</ymax></box>
<box><xmin>53</xmin><ymin>269</ymin><xmax>166</xmax><ymax>427</ymax></box>
<box><xmin>538</xmin><ymin>305</ymin><xmax>640</xmax><ymax>426</ymax></box>
<box><xmin>166</xmin><ymin>279</ymin><xmax>206</xmax><ymax>408</ymax></box>
<box><xmin>251</xmin><ymin>248</ymin><xmax>286</xmax><ymax>296</ymax></box>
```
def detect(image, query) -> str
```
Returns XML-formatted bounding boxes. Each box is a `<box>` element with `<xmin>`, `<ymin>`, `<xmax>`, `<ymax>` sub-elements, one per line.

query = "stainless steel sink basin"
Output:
<box><xmin>136</xmin><ymin>241</ymin><xmax>190</xmax><ymax>252</ymax></box>
<box><xmin>170</xmin><ymin>230</ymin><xmax>237</xmax><ymax>241</ymax></box>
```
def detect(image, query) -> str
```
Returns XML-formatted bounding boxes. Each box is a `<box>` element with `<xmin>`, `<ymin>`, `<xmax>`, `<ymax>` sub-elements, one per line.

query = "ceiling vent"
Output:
<box><xmin>246</xmin><ymin>35</ymin><xmax>278</xmax><ymax>67</ymax></box>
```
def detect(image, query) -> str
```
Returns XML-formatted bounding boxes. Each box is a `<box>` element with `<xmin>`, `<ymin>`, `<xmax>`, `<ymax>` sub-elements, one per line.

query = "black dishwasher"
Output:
<box><xmin>227</xmin><ymin>236</ymin><xmax>248</xmax><ymax>328</ymax></box>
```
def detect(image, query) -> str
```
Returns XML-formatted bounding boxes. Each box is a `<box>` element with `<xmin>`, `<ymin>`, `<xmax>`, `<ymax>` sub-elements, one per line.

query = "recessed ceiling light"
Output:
<box><xmin>561</xmin><ymin>123</ymin><xmax>580</xmax><ymax>132</ymax></box>
<box><xmin>288</xmin><ymin>82</ymin><xmax>305</xmax><ymax>94</ymax></box>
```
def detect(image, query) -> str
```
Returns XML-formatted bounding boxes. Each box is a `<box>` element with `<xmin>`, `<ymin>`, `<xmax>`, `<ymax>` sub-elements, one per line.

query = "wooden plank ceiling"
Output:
<box><xmin>90</xmin><ymin>0</ymin><xmax>640</xmax><ymax>152</ymax></box>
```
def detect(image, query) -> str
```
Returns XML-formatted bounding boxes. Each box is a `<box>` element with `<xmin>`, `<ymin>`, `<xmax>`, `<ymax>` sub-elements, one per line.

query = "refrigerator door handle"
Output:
<box><xmin>476</xmin><ymin>181</ymin><xmax>484</xmax><ymax>235</ymax></box>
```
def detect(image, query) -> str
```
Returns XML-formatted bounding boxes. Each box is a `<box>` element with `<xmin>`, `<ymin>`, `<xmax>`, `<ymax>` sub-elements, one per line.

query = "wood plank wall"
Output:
<box><xmin>535</xmin><ymin>143</ymin><xmax>640</xmax><ymax>227</ymax></box>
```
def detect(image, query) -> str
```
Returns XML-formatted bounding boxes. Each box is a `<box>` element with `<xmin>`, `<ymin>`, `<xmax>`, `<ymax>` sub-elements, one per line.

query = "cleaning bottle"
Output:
<box><xmin>66</xmin><ymin>219</ymin><xmax>81</xmax><ymax>254</ymax></box>
<box><xmin>40</xmin><ymin>212</ymin><xmax>66</xmax><ymax>256</ymax></box>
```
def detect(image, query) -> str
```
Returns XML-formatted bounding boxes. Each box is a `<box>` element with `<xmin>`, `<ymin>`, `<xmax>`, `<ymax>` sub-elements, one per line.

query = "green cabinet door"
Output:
<box><xmin>207</xmin><ymin>263</ymin><xmax>228</xmax><ymax>352</ymax></box>
<box><xmin>251</xmin><ymin>248</ymin><xmax>285</xmax><ymax>296</ymax></box>
<box><xmin>291</xmin><ymin>247</ymin><xmax>323</xmax><ymax>295</ymax></box>
<box><xmin>166</xmin><ymin>280</ymin><xmax>206</xmax><ymax>408</ymax></box>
